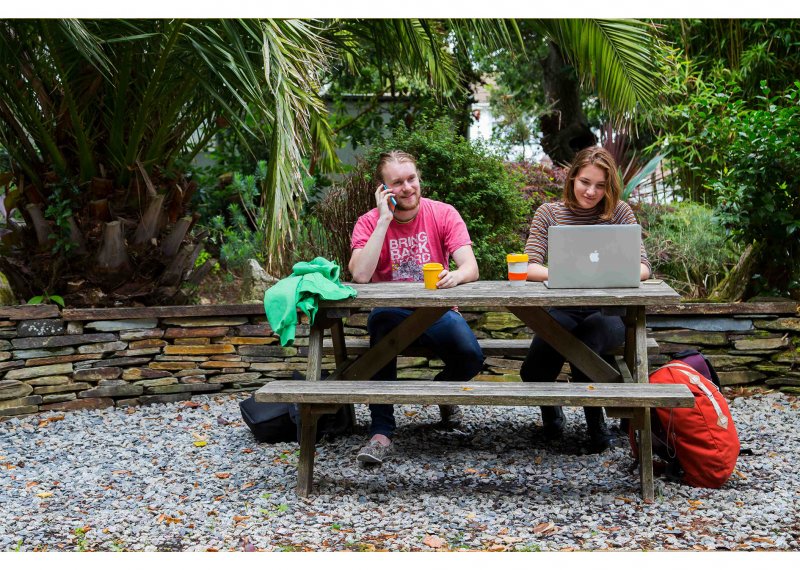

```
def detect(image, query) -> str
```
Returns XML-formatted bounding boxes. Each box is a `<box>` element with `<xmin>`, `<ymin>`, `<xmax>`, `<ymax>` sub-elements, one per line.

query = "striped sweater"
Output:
<box><xmin>524</xmin><ymin>201</ymin><xmax>651</xmax><ymax>271</ymax></box>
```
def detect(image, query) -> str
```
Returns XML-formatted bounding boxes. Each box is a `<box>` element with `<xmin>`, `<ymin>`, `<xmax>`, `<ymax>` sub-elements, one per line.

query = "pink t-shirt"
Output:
<box><xmin>350</xmin><ymin>198</ymin><xmax>472</xmax><ymax>283</ymax></box>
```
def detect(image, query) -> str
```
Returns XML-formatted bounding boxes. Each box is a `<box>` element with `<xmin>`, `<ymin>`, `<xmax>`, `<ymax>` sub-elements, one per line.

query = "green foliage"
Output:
<box><xmin>27</xmin><ymin>293</ymin><xmax>65</xmax><ymax>307</ymax></box>
<box><xmin>365</xmin><ymin>118</ymin><xmax>528</xmax><ymax>280</ymax></box>
<box><xmin>711</xmin><ymin>81</ymin><xmax>800</xmax><ymax>296</ymax></box>
<box><xmin>638</xmin><ymin>202</ymin><xmax>741</xmax><ymax>298</ymax></box>
<box><xmin>504</xmin><ymin>160</ymin><xmax>565</xmax><ymax>234</ymax></box>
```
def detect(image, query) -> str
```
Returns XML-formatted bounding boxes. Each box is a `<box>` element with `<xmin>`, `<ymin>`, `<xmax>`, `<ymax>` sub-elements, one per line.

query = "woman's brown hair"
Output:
<box><xmin>562</xmin><ymin>146</ymin><xmax>621</xmax><ymax>220</ymax></box>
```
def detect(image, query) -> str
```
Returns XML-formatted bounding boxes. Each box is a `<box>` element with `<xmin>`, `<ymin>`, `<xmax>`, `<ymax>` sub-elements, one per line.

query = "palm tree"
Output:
<box><xmin>0</xmin><ymin>18</ymin><xmax>660</xmax><ymax>306</ymax></box>
<box><xmin>0</xmin><ymin>19</ymin><xmax>332</xmax><ymax>305</ymax></box>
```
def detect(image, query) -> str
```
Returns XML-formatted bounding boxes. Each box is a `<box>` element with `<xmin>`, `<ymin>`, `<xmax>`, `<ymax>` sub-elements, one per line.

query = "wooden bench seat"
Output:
<box><xmin>320</xmin><ymin>336</ymin><xmax>659</xmax><ymax>358</ymax></box>
<box><xmin>255</xmin><ymin>380</ymin><xmax>694</xmax><ymax>500</ymax></box>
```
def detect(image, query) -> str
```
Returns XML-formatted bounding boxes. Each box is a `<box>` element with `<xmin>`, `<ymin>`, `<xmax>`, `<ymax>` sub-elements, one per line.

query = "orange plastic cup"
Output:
<box><xmin>422</xmin><ymin>262</ymin><xmax>443</xmax><ymax>289</ymax></box>
<box><xmin>507</xmin><ymin>253</ymin><xmax>528</xmax><ymax>284</ymax></box>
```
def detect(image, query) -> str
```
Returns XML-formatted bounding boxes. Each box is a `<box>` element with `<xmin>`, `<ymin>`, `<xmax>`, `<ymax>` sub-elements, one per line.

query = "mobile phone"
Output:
<box><xmin>384</xmin><ymin>184</ymin><xmax>397</xmax><ymax>212</ymax></box>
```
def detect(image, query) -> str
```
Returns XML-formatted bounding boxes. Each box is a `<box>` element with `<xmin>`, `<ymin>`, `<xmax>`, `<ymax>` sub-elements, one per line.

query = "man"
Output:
<box><xmin>349</xmin><ymin>150</ymin><xmax>485</xmax><ymax>466</ymax></box>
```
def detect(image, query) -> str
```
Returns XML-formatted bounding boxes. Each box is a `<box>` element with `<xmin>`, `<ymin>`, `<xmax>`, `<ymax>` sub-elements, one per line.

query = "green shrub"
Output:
<box><xmin>364</xmin><ymin>118</ymin><xmax>528</xmax><ymax>280</ymax></box>
<box><xmin>638</xmin><ymin>201</ymin><xmax>741</xmax><ymax>298</ymax></box>
<box><xmin>711</xmin><ymin>81</ymin><xmax>800</xmax><ymax>296</ymax></box>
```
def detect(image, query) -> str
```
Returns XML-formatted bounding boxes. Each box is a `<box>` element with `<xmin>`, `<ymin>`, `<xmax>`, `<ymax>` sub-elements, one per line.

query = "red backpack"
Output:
<box><xmin>630</xmin><ymin>352</ymin><xmax>740</xmax><ymax>488</ymax></box>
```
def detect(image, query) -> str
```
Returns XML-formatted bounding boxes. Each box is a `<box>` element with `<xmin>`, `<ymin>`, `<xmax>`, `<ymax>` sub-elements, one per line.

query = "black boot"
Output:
<box><xmin>584</xmin><ymin>407</ymin><xmax>619</xmax><ymax>453</ymax></box>
<box><xmin>540</xmin><ymin>406</ymin><xmax>566</xmax><ymax>440</ymax></box>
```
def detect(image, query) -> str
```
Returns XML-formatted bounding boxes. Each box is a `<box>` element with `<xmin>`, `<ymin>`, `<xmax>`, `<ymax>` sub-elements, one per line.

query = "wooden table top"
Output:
<box><xmin>320</xmin><ymin>280</ymin><xmax>680</xmax><ymax>309</ymax></box>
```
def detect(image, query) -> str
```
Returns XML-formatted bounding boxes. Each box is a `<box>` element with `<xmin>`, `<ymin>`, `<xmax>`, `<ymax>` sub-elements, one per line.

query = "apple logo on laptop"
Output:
<box><xmin>589</xmin><ymin>250</ymin><xmax>600</xmax><ymax>263</ymax></box>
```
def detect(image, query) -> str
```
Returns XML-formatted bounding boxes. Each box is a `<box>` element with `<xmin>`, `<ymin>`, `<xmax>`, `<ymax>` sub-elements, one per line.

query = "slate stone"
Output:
<box><xmin>174</xmin><ymin>368</ymin><xmax>211</xmax><ymax>377</ymax></box>
<box><xmin>199</xmin><ymin>360</ymin><xmax>247</xmax><ymax>369</ymax></box>
<box><xmin>148</xmin><ymin>361</ymin><xmax>198</xmax><ymax>370</ymax></box>
<box><xmin>222</xmin><ymin>336</ymin><xmax>277</xmax><ymax>345</ymax></box>
<box><xmin>16</xmin><ymin>319</ymin><xmax>66</xmax><ymax>337</ymax></box>
<box><xmin>118</xmin><ymin>329</ymin><xmax>165</xmax><ymax>341</ymax></box>
<box><xmin>646</xmin><ymin>316</ymin><xmax>753</xmax><ymax>332</ymax></box>
<box><xmin>238</xmin><ymin>345</ymin><xmax>297</xmax><ymax>357</ymax></box>
<box><xmin>209</xmin><ymin>372</ymin><xmax>261</xmax><ymax>384</ymax></box>
<box><xmin>26</xmin><ymin>354</ymin><xmax>101</xmax><ymax>367</ymax></box>
<box><xmin>766</xmin><ymin>377</ymin><xmax>800</xmax><ymax>387</ymax></box>
<box><xmin>476</xmin><ymin>312</ymin><xmax>525</xmax><ymax>332</ymax></box>
<box><xmin>0</xmin><ymin>380</ymin><xmax>33</xmax><ymax>400</ymax></box>
<box><xmin>248</xmin><ymin>362</ymin><xmax>305</xmax><ymax>372</ymax></box>
<box><xmin>0</xmin><ymin>350</ymin><xmax>11</xmax><ymax>361</ymax></box>
<box><xmin>650</xmin><ymin>330</ymin><xmax>729</xmax><ymax>346</ymax></box>
<box><xmin>129</xmin><ymin>339</ymin><xmax>168</xmax><ymax>350</ymax></box>
<box><xmin>704</xmin><ymin>354</ymin><xmax>762</xmax><ymax>369</ymax></box>
<box><xmin>40</xmin><ymin>397</ymin><xmax>114</xmax><ymax>412</ymax></box>
<box><xmin>163</xmin><ymin>326</ymin><xmax>230</xmax><ymax>338</ymax></box>
<box><xmin>132</xmin><ymin>377</ymin><xmax>178</xmax><ymax>388</ymax></box>
<box><xmin>113</xmin><ymin>348</ymin><xmax>163</xmax><ymax>357</ymax></box>
<box><xmin>472</xmin><ymin>373</ymin><xmax>522</xmax><ymax>383</ymax></box>
<box><xmin>0</xmin><ymin>360</ymin><xmax>25</xmax><ymax>373</ymax></box>
<box><xmin>13</xmin><ymin>347</ymin><xmax>76</xmax><ymax>359</ymax></box>
<box><xmin>163</xmin><ymin>344</ymin><xmax>235</xmax><ymax>356</ymax></box>
<box><xmin>33</xmin><ymin>382</ymin><xmax>91</xmax><ymax>395</ymax></box>
<box><xmin>240</xmin><ymin>356</ymin><xmax>284</xmax><ymax>363</ymax></box>
<box><xmin>0</xmin><ymin>405</ymin><xmax>39</xmax><ymax>416</ymax></box>
<box><xmin>11</xmin><ymin>333</ymin><xmax>117</xmax><ymax>350</ymax></box>
<box><xmin>162</xmin><ymin>317</ymin><xmax>247</xmax><ymax>327</ymax></box>
<box><xmin>0</xmin><ymin>389</ymin><xmax>38</xmax><ymax>407</ymax></box>
<box><xmin>397</xmin><ymin>368</ymin><xmax>438</xmax><ymax>380</ymax></box>
<box><xmin>484</xmin><ymin>357</ymin><xmax>523</xmax><ymax>370</ymax></box>
<box><xmin>23</xmin><ymin>375</ymin><xmax>72</xmax><ymax>387</ymax></box>
<box><xmin>183</xmin><ymin>383</ymin><xmax>220</xmax><ymax>393</ymax></box>
<box><xmin>93</xmin><ymin>357</ymin><xmax>151</xmax><ymax>368</ymax></box>
<box><xmin>754</xmin><ymin>363</ymin><xmax>792</xmax><ymax>374</ymax></box>
<box><xmin>144</xmin><ymin>384</ymin><xmax>192</xmax><ymax>395</ymax></box>
<box><xmin>41</xmin><ymin>393</ymin><xmax>77</xmax><ymax>404</ymax></box>
<box><xmin>79</xmin><ymin>382</ymin><xmax>144</xmax><ymax>397</ymax></box>
<box><xmin>717</xmin><ymin>370</ymin><xmax>766</xmax><ymax>386</ymax></box>
<box><xmin>235</xmin><ymin>324</ymin><xmax>274</xmax><ymax>337</ymax></box>
<box><xmin>173</xmin><ymin>337</ymin><xmax>211</xmax><ymax>345</ymax></box>
<box><xmin>178</xmin><ymin>375</ymin><xmax>208</xmax><ymax>384</ymax></box>
<box><xmin>5</xmin><ymin>363</ymin><xmax>73</xmax><ymax>380</ymax></box>
<box><xmin>733</xmin><ymin>337</ymin><xmax>789</xmax><ymax>351</ymax></box>
<box><xmin>754</xmin><ymin>317</ymin><xmax>800</xmax><ymax>332</ymax></box>
<box><xmin>123</xmin><ymin>368</ymin><xmax>173</xmax><ymax>380</ymax></box>
<box><xmin>138</xmin><ymin>393</ymin><xmax>192</xmax><ymax>405</ymax></box>
<box><xmin>77</xmin><ymin>341</ymin><xmax>128</xmax><ymax>354</ymax></box>
<box><xmin>84</xmin><ymin>319</ymin><xmax>159</xmax><ymax>331</ymax></box>
<box><xmin>772</xmin><ymin>349</ymin><xmax>800</xmax><ymax>364</ymax></box>
<box><xmin>154</xmin><ymin>355</ymin><xmax>208</xmax><ymax>362</ymax></box>
<box><xmin>66</xmin><ymin>322</ymin><xmax>84</xmax><ymax>335</ymax></box>
<box><xmin>116</xmin><ymin>398</ymin><xmax>141</xmax><ymax>408</ymax></box>
<box><xmin>73</xmin><ymin>367</ymin><xmax>123</xmax><ymax>382</ymax></box>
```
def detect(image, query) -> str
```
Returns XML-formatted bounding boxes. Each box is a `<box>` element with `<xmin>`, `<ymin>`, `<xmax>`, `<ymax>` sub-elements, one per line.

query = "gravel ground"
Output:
<box><xmin>1</xmin><ymin>389</ymin><xmax>799</xmax><ymax>552</ymax></box>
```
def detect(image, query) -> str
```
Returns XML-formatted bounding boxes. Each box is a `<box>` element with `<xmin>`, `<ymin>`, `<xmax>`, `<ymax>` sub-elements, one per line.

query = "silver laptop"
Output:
<box><xmin>544</xmin><ymin>225</ymin><xmax>642</xmax><ymax>288</ymax></box>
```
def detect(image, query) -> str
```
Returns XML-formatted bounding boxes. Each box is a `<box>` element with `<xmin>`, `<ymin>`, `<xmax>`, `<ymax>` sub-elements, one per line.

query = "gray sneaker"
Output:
<box><xmin>357</xmin><ymin>440</ymin><xmax>393</xmax><ymax>465</ymax></box>
<box><xmin>438</xmin><ymin>404</ymin><xmax>464</xmax><ymax>425</ymax></box>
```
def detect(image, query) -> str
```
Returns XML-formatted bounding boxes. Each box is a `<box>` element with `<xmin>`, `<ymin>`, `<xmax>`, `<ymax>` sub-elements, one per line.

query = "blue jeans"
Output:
<box><xmin>366</xmin><ymin>308</ymin><xmax>485</xmax><ymax>438</ymax></box>
<box><xmin>519</xmin><ymin>308</ymin><xmax>625</xmax><ymax>425</ymax></box>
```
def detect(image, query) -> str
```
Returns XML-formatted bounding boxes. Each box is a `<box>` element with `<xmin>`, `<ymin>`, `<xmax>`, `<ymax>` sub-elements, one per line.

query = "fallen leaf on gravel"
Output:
<box><xmin>26</xmin><ymin>481</ymin><xmax>39</xmax><ymax>488</ymax></box>
<box><xmin>734</xmin><ymin>469</ymin><xmax>747</xmax><ymax>479</ymax></box>
<box><xmin>241</xmin><ymin>482</ymin><xmax>256</xmax><ymax>490</ymax></box>
<box><xmin>193</xmin><ymin>441</ymin><xmax>207</xmax><ymax>447</ymax></box>
<box><xmin>233</xmin><ymin>516</ymin><xmax>251</xmax><ymax>523</ymax></box>
<box><xmin>183</xmin><ymin>401</ymin><xmax>201</xmax><ymax>408</ymax></box>
<box><xmin>465</xmin><ymin>512</ymin><xmax>476</xmax><ymax>520</ymax></box>
<box><xmin>112</xmin><ymin>470</ymin><xmax>131</xmax><ymax>475</ymax></box>
<box><xmin>488</xmin><ymin>544</ymin><xmax>506</xmax><ymax>552</ymax></box>
<box><xmin>688</xmin><ymin>500</ymin><xmax>703</xmax><ymax>507</ymax></box>
<box><xmin>750</xmin><ymin>537</ymin><xmax>775</xmax><ymax>544</ymax></box>
<box><xmin>532</xmin><ymin>522</ymin><xmax>556</xmax><ymax>535</ymax></box>
<box><xmin>403</xmin><ymin>411</ymin><xmax>418</xmax><ymax>417</ymax></box>
<box><xmin>215</xmin><ymin>472</ymin><xmax>231</xmax><ymax>479</ymax></box>
<box><xmin>534</xmin><ymin>456</ymin><xmax>543</xmax><ymax>464</ymax></box>
<box><xmin>464</xmin><ymin>468</ymin><xmax>479</xmax><ymax>474</ymax></box>
<box><xmin>423</xmin><ymin>535</ymin><xmax>446</xmax><ymax>548</ymax></box>
<box><xmin>501</xmin><ymin>536</ymin><xmax>524</xmax><ymax>544</ymax></box>
<box><xmin>242</xmin><ymin>448</ymin><xmax>254</xmax><ymax>454</ymax></box>
<box><xmin>206</xmin><ymin>548</ymin><xmax>219</xmax><ymax>552</ymax></box>
<box><xmin>36</xmin><ymin>492</ymin><xmax>53</xmax><ymax>498</ymax></box>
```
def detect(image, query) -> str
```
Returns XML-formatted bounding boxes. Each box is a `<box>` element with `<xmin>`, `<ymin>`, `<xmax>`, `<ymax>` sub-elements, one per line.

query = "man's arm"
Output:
<box><xmin>435</xmin><ymin>244</ymin><xmax>479</xmax><ymax>289</ymax></box>
<box><xmin>348</xmin><ymin>185</ymin><xmax>395</xmax><ymax>283</ymax></box>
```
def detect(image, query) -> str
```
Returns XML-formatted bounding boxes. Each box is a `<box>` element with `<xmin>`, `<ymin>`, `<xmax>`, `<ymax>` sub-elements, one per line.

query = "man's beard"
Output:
<box><xmin>394</xmin><ymin>192</ymin><xmax>421</xmax><ymax>211</ymax></box>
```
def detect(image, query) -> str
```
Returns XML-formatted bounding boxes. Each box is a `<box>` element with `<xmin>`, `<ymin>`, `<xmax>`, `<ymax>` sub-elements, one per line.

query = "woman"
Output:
<box><xmin>521</xmin><ymin>146</ymin><xmax>651</xmax><ymax>452</ymax></box>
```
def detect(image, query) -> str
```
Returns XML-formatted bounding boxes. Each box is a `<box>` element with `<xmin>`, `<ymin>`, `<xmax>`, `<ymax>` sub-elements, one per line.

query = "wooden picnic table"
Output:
<box><xmin>260</xmin><ymin>280</ymin><xmax>683</xmax><ymax>500</ymax></box>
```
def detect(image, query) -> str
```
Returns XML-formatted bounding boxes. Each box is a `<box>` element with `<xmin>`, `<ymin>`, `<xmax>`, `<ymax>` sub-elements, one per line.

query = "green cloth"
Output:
<box><xmin>264</xmin><ymin>257</ymin><xmax>357</xmax><ymax>346</ymax></box>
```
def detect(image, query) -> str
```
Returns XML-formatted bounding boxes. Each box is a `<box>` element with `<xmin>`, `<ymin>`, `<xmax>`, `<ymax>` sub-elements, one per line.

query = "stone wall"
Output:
<box><xmin>1</xmin><ymin>301</ymin><xmax>798</xmax><ymax>419</ymax></box>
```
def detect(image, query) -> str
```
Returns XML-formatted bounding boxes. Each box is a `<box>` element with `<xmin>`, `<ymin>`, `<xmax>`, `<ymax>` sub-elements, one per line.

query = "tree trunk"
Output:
<box><xmin>25</xmin><ymin>203</ymin><xmax>51</xmax><ymax>246</ymax></box>
<box><xmin>539</xmin><ymin>42</ymin><xmax>596</xmax><ymax>165</ymax></box>
<box><xmin>133</xmin><ymin>194</ymin><xmax>165</xmax><ymax>246</ymax></box>
<box><xmin>709</xmin><ymin>242</ymin><xmax>760</xmax><ymax>302</ymax></box>
<box><xmin>96</xmin><ymin>221</ymin><xmax>131</xmax><ymax>276</ymax></box>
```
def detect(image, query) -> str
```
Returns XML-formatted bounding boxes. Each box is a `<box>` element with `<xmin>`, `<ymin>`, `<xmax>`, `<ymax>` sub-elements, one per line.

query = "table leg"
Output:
<box><xmin>306</xmin><ymin>321</ymin><xmax>324</xmax><ymax>381</ymax></box>
<box><xmin>640</xmin><ymin>407</ymin><xmax>654</xmax><ymax>502</ymax></box>
<box><xmin>297</xmin><ymin>404</ymin><xmax>320</xmax><ymax>497</ymax></box>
